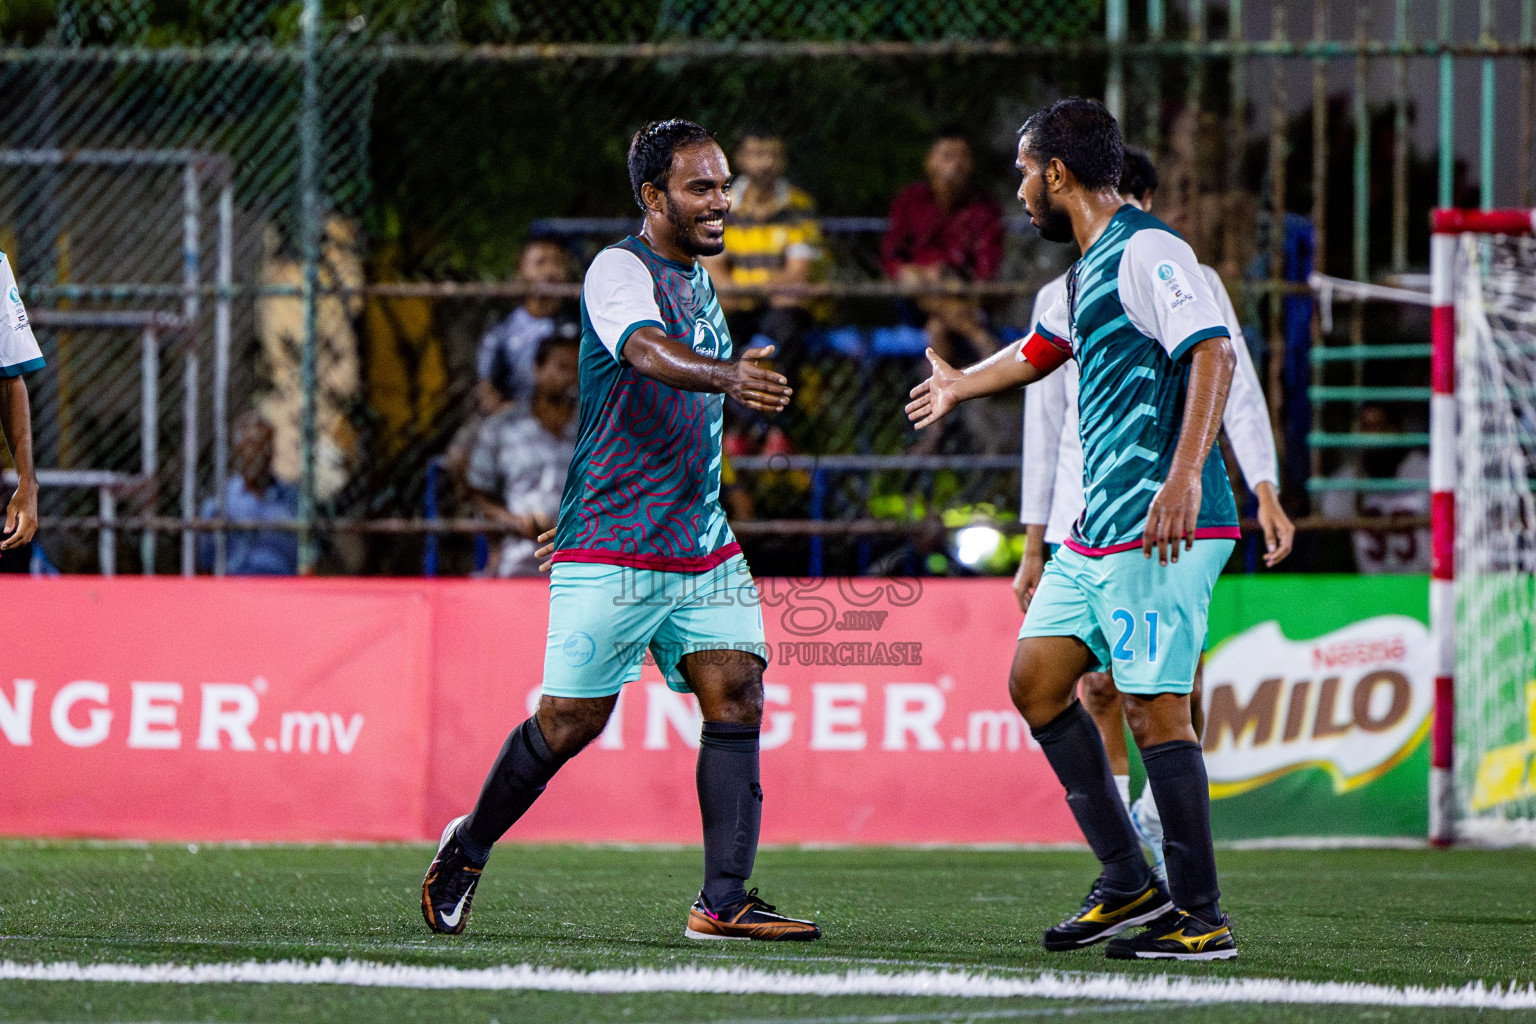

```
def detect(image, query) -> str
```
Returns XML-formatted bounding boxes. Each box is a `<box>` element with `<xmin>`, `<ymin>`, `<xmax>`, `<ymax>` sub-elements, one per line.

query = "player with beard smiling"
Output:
<box><xmin>422</xmin><ymin>119</ymin><xmax>821</xmax><ymax>942</ymax></box>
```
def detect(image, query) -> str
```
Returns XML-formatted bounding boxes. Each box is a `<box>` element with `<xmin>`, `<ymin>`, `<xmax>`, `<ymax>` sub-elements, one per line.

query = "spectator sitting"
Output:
<box><xmin>701</xmin><ymin>130</ymin><xmax>823</xmax><ymax>356</ymax></box>
<box><xmin>1322</xmin><ymin>402</ymin><xmax>1431</xmax><ymax>574</ymax></box>
<box><xmin>199</xmin><ymin>411</ymin><xmax>298</xmax><ymax>575</ymax></box>
<box><xmin>881</xmin><ymin>129</ymin><xmax>1004</xmax><ymax>283</ymax></box>
<box><xmin>880</xmin><ymin>128</ymin><xmax>1004</xmax><ymax>365</ymax></box>
<box><xmin>444</xmin><ymin>369</ymin><xmax>510</xmax><ymax>501</ymax></box>
<box><xmin>476</xmin><ymin>238</ymin><xmax>577</xmax><ymax>409</ymax></box>
<box><xmin>467</xmin><ymin>332</ymin><xmax>579</xmax><ymax>576</ymax></box>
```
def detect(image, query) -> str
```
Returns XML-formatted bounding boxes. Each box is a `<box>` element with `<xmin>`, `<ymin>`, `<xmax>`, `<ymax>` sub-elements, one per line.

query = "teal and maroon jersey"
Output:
<box><xmin>551</xmin><ymin>236</ymin><xmax>736</xmax><ymax>572</ymax></box>
<box><xmin>1030</xmin><ymin>205</ymin><xmax>1239</xmax><ymax>556</ymax></box>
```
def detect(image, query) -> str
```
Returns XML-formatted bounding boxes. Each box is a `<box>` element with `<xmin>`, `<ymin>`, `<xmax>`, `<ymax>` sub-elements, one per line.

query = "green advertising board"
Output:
<box><xmin>1199</xmin><ymin>574</ymin><xmax>1431</xmax><ymax>840</ymax></box>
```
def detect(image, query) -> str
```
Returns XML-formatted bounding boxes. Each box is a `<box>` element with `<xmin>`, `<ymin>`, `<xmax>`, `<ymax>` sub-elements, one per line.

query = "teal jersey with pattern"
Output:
<box><xmin>552</xmin><ymin>236</ymin><xmax>737</xmax><ymax>573</ymax></box>
<box><xmin>1032</xmin><ymin>206</ymin><xmax>1239</xmax><ymax>556</ymax></box>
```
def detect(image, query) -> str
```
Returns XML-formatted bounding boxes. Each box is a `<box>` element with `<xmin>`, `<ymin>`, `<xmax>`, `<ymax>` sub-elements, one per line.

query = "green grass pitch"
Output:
<box><xmin>0</xmin><ymin>840</ymin><xmax>1532</xmax><ymax>1022</ymax></box>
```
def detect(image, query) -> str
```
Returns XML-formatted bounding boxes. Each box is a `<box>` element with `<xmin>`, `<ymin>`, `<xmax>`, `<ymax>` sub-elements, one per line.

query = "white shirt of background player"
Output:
<box><xmin>1020</xmin><ymin>262</ymin><xmax>1279</xmax><ymax>545</ymax></box>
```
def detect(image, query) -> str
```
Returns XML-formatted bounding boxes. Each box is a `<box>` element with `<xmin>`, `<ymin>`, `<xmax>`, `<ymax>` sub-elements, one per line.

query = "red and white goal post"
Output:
<box><xmin>1429</xmin><ymin>208</ymin><xmax>1536</xmax><ymax>847</ymax></box>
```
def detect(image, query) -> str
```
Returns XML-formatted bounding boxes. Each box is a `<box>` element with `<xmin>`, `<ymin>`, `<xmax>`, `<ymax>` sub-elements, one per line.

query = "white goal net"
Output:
<box><xmin>1453</xmin><ymin>232</ymin><xmax>1536</xmax><ymax>844</ymax></box>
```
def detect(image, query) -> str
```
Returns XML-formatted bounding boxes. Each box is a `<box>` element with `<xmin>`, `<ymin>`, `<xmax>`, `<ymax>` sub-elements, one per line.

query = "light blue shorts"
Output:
<box><xmin>1019</xmin><ymin>540</ymin><xmax>1233</xmax><ymax>695</ymax></box>
<box><xmin>541</xmin><ymin>554</ymin><xmax>766</xmax><ymax>699</ymax></box>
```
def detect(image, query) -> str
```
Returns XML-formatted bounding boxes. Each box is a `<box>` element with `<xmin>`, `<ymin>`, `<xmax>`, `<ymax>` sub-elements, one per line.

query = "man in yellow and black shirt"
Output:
<box><xmin>702</xmin><ymin>131</ymin><xmax>823</xmax><ymax>361</ymax></box>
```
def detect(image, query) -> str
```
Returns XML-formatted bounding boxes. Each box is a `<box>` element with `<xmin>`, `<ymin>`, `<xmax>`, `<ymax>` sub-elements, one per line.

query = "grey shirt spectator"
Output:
<box><xmin>466</xmin><ymin>331</ymin><xmax>580</xmax><ymax>576</ymax></box>
<box><xmin>467</xmin><ymin>408</ymin><xmax>576</xmax><ymax>576</ymax></box>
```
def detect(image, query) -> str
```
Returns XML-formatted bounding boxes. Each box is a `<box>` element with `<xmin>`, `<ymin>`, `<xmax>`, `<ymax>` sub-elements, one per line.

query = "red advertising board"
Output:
<box><xmin>0</xmin><ymin>576</ymin><xmax>1077</xmax><ymax>845</ymax></box>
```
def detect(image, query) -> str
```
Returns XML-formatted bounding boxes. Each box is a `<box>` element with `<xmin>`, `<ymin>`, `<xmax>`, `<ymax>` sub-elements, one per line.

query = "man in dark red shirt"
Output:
<box><xmin>881</xmin><ymin>129</ymin><xmax>1005</xmax><ymax>284</ymax></box>
<box><xmin>882</xmin><ymin>130</ymin><xmax>1005</xmax><ymax>369</ymax></box>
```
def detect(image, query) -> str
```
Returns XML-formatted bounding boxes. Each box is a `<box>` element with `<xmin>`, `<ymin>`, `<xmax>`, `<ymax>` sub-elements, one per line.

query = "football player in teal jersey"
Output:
<box><xmin>423</xmin><ymin>120</ymin><xmax>819</xmax><ymax>942</ymax></box>
<box><xmin>908</xmin><ymin>98</ymin><xmax>1238</xmax><ymax>961</ymax></box>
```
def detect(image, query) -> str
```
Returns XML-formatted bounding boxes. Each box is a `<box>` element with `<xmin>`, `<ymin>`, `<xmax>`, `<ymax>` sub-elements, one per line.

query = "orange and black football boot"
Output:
<box><xmin>685</xmin><ymin>887</ymin><xmax>821</xmax><ymax>942</ymax></box>
<box><xmin>421</xmin><ymin>815</ymin><xmax>486</xmax><ymax>935</ymax></box>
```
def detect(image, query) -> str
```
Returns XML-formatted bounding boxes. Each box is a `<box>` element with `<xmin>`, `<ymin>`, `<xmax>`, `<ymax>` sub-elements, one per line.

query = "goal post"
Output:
<box><xmin>1429</xmin><ymin>208</ymin><xmax>1536</xmax><ymax>846</ymax></box>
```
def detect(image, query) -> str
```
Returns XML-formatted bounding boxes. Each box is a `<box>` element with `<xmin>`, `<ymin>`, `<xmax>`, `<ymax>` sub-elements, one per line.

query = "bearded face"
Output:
<box><xmin>664</xmin><ymin>189</ymin><xmax>726</xmax><ymax>258</ymax></box>
<box><xmin>1030</xmin><ymin>184</ymin><xmax>1074</xmax><ymax>244</ymax></box>
<box><xmin>1016</xmin><ymin>141</ymin><xmax>1074</xmax><ymax>245</ymax></box>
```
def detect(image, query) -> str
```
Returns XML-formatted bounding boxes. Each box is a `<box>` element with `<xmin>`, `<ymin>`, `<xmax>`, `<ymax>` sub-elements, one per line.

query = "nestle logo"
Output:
<box><xmin>1311</xmin><ymin>635</ymin><xmax>1407</xmax><ymax>671</ymax></box>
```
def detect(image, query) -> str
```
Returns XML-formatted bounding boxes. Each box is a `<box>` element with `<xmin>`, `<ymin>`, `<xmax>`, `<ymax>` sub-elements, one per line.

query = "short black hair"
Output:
<box><xmin>933</xmin><ymin>123</ymin><xmax>973</xmax><ymax>148</ymax></box>
<box><xmin>736</xmin><ymin>124</ymin><xmax>780</xmax><ymax>143</ymax></box>
<box><xmin>521</xmin><ymin>234</ymin><xmax>567</xmax><ymax>253</ymax></box>
<box><xmin>1119</xmin><ymin>147</ymin><xmax>1158</xmax><ymax>200</ymax></box>
<box><xmin>1018</xmin><ymin>98</ymin><xmax>1124</xmax><ymax>191</ymax></box>
<box><xmin>628</xmin><ymin>119</ymin><xmax>716</xmax><ymax>211</ymax></box>
<box><xmin>535</xmin><ymin>317</ymin><xmax>581</xmax><ymax>366</ymax></box>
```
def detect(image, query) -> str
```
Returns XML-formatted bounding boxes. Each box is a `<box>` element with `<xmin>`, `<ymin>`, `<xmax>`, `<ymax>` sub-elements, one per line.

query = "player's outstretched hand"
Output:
<box><xmin>1</xmin><ymin>478</ymin><xmax>37</xmax><ymax>550</ymax></box>
<box><xmin>1142</xmin><ymin>468</ymin><xmax>1201</xmax><ymax>566</ymax></box>
<box><xmin>1255</xmin><ymin>482</ymin><xmax>1295</xmax><ymax>567</ymax></box>
<box><xmin>1012</xmin><ymin>547</ymin><xmax>1045</xmax><ymax>613</ymax></box>
<box><xmin>728</xmin><ymin>345</ymin><xmax>792</xmax><ymax>415</ymax></box>
<box><xmin>905</xmin><ymin>348</ymin><xmax>963</xmax><ymax>429</ymax></box>
<box><xmin>535</xmin><ymin>528</ymin><xmax>557</xmax><ymax>574</ymax></box>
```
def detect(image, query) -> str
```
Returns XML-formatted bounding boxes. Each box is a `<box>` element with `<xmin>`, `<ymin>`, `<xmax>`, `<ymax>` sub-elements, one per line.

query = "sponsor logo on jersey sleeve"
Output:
<box><xmin>1155</xmin><ymin>260</ymin><xmax>1195</xmax><ymax>311</ymax></box>
<box><xmin>8</xmin><ymin>286</ymin><xmax>26</xmax><ymax>331</ymax></box>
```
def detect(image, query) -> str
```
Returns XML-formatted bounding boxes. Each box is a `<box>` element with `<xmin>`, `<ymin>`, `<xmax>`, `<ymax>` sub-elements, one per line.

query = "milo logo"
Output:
<box><xmin>1201</xmin><ymin>617</ymin><xmax>1432</xmax><ymax>796</ymax></box>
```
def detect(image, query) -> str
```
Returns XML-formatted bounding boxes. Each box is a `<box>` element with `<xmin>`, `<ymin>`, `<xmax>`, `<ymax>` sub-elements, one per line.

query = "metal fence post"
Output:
<box><xmin>1146</xmin><ymin>0</ymin><xmax>1165</xmax><ymax>147</ymax></box>
<box><xmin>1439</xmin><ymin>0</ymin><xmax>1455</xmax><ymax>207</ymax></box>
<box><xmin>1523</xmin><ymin>0</ymin><xmax>1535</xmax><ymax>207</ymax></box>
<box><xmin>297</xmin><ymin>0</ymin><xmax>323</xmax><ymax>574</ymax></box>
<box><xmin>98</xmin><ymin>485</ymin><xmax>116</xmax><ymax>577</ymax></box>
<box><xmin>1104</xmin><ymin>0</ymin><xmax>1126</xmax><ymax>121</ymax></box>
<box><xmin>1266</xmin><ymin>1</ymin><xmax>1289</xmax><ymax>459</ymax></box>
<box><xmin>1392</xmin><ymin>0</ymin><xmax>1410</xmax><ymax>272</ymax></box>
<box><xmin>808</xmin><ymin>469</ymin><xmax>826</xmax><ymax>577</ymax></box>
<box><xmin>140</xmin><ymin>324</ymin><xmax>158</xmax><ymax>574</ymax></box>
<box><xmin>1353</xmin><ymin>3</ymin><xmax>1370</xmax><ymax>284</ymax></box>
<box><xmin>214</xmin><ymin>170</ymin><xmax>233</xmax><ymax>576</ymax></box>
<box><xmin>1480</xmin><ymin>0</ymin><xmax>1496</xmax><ymax>210</ymax></box>
<box><xmin>181</xmin><ymin>349</ymin><xmax>199</xmax><ymax>577</ymax></box>
<box><xmin>180</xmin><ymin>157</ymin><xmax>202</xmax><ymax>578</ymax></box>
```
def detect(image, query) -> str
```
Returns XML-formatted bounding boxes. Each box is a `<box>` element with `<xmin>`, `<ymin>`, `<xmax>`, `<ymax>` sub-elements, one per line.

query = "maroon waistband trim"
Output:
<box><xmin>550</xmin><ymin>541</ymin><xmax>743</xmax><ymax>574</ymax></box>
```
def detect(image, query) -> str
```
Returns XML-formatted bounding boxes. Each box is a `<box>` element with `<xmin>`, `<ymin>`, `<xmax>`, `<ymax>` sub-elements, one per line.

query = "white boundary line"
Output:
<box><xmin>0</xmin><ymin>960</ymin><xmax>1533</xmax><ymax>1010</ymax></box>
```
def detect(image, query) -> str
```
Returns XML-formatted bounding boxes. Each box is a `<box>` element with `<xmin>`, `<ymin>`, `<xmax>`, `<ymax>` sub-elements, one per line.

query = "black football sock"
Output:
<box><xmin>1141</xmin><ymin>739</ymin><xmax>1222</xmax><ymax>923</ymax></box>
<box><xmin>697</xmin><ymin>721</ymin><xmax>762</xmax><ymax>910</ymax></box>
<box><xmin>1032</xmin><ymin>700</ymin><xmax>1149</xmax><ymax>894</ymax></box>
<box><xmin>458</xmin><ymin>716</ymin><xmax>568</xmax><ymax>857</ymax></box>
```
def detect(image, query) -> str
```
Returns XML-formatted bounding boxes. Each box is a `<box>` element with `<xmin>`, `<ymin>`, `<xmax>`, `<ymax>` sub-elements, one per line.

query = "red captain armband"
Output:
<box><xmin>1021</xmin><ymin>331</ymin><xmax>1071</xmax><ymax>373</ymax></box>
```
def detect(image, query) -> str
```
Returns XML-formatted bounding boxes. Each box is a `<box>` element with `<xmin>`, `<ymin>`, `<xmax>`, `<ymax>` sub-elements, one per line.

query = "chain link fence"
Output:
<box><xmin>0</xmin><ymin>1</ymin><xmax>1527</xmax><ymax>575</ymax></box>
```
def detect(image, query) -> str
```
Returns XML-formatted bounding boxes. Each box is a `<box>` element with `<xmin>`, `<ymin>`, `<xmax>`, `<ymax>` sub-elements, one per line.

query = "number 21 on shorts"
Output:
<box><xmin>1110</xmin><ymin>609</ymin><xmax>1159</xmax><ymax>664</ymax></box>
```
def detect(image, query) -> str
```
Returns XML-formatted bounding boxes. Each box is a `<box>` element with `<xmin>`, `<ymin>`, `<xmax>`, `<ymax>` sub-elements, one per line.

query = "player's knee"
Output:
<box><xmin>1077</xmin><ymin>672</ymin><xmax>1119</xmax><ymax>716</ymax></box>
<box><xmin>536</xmin><ymin>698</ymin><xmax>614</xmax><ymax>757</ymax></box>
<box><xmin>1121</xmin><ymin>694</ymin><xmax>1151</xmax><ymax>742</ymax></box>
<box><xmin>1007</xmin><ymin>645</ymin><xmax>1071</xmax><ymax>727</ymax></box>
<box><xmin>691</xmin><ymin>650</ymin><xmax>765</xmax><ymax>726</ymax></box>
<box><xmin>1008</xmin><ymin>664</ymin><xmax>1065</xmax><ymax>730</ymax></box>
<box><xmin>1122</xmin><ymin>692</ymin><xmax>1195</xmax><ymax>748</ymax></box>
